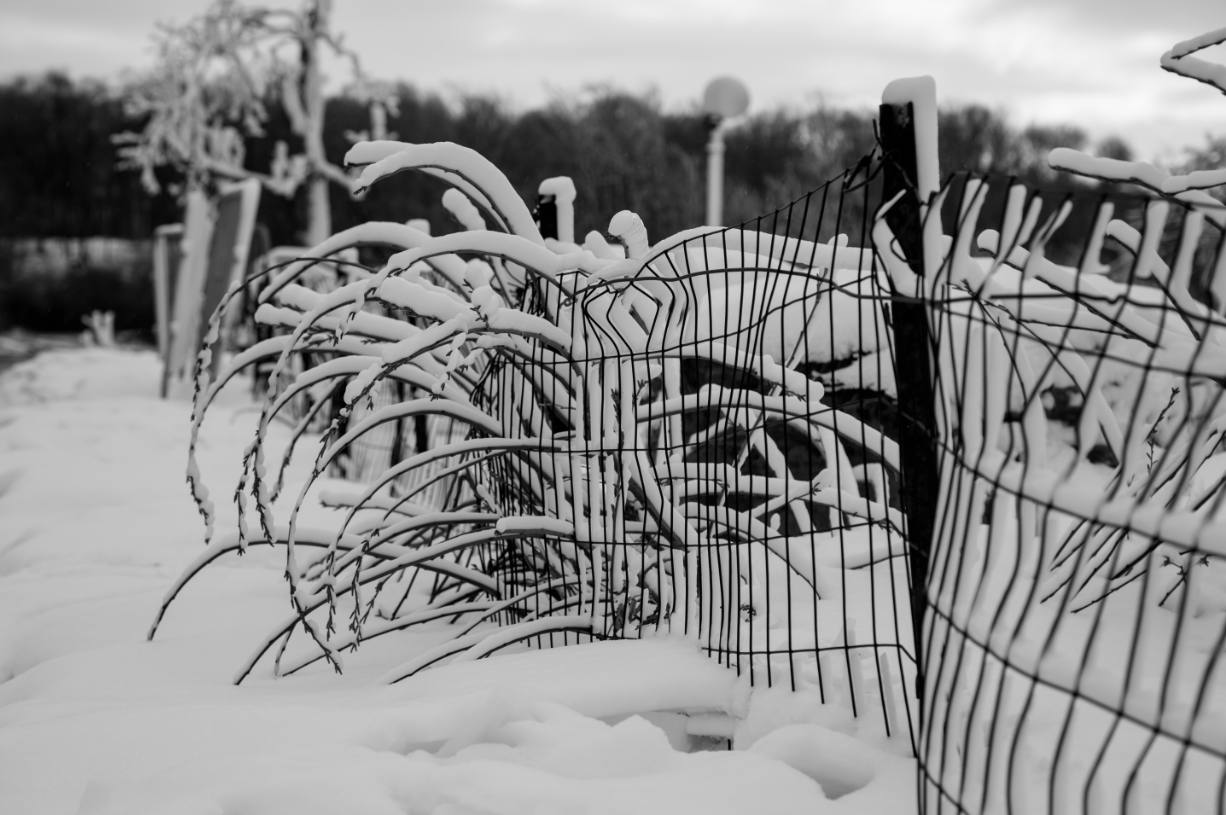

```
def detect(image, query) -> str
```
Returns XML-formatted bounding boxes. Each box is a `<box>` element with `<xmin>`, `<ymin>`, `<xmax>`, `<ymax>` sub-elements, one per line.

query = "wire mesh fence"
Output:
<box><xmin>463</xmin><ymin>159</ymin><xmax>920</xmax><ymax>746</ymax></box>
<box><xmin>908</xmin><ymin>174</ymin><xmax>1226</xmax><ymax>814</ymax></box>
<box><xmin>205</xmin><ymin>154</ymin><xmax>923</xmax><ymax>748</ymax></box>
<box><xmin>166</xmin><ymin>118</ymin><xmax>1226</xmax><ymax>814</ymax></box>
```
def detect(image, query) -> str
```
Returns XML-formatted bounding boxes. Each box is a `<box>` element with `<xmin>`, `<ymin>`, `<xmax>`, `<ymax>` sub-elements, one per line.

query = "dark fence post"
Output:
<box><xmin>533</xmin><ymin>178</ymin><xmax>577</xmax><ymax>245</ymax></box>
<box><xmin>533</xmin><ymin>193</ymin><xmax>558</xmax><ymax>241</ymax></box>
<box><xmin>878</xmin><ymin>100</ymin><xmax>940</xmax><ymax>714</ymax></box>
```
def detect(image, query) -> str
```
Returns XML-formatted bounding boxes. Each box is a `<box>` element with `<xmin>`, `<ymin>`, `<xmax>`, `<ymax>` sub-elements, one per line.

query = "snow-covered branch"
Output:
<box><xmin>1161</xmin><ymin>26</ymin><xmax>1226</xmax><ymax>95</ymax></box>
<box><xmin>1048</xmin><ymin>29</ymin><xmax>1226</xmax><ymax>222</ymax></box>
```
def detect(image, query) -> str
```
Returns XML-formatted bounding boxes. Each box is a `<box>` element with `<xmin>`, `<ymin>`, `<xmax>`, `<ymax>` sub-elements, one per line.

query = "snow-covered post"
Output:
<box><xmin>535</xmin><ymin>177</ymin><xmax>576</xmax><ymax>245</ymax></box>
<box><xmin>879</xmin><ymin>77</ymin><xmax>941</xmax><ymax>712</ymax></box>
<box><xmin>152</xmin><ymin>223</ymin><xmax>184</xmax><ymax>360</ymax></box>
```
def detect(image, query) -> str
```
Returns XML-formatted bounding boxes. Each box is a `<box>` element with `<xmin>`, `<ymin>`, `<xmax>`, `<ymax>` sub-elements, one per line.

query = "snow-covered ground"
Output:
<box><xmin>0</xmin><ymin>347</ymin><xmax>916</xmax><ymax>815</ymax></box>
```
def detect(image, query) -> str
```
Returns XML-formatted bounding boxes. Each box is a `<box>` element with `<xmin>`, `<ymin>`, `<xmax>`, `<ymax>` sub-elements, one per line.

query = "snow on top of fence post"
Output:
<box><xmin>881</xmin><ymin>76</ymin><xmax>940</xmax><ymax>218</ymax></box>
<box><xmin>607</xmin><ymin>211</ymin><xmax>649</xmax><ymax>260</ymax></box>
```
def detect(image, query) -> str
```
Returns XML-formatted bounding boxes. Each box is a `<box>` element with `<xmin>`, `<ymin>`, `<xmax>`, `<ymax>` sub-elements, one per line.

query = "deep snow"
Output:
<box><xmin>0</xmin><ymin>347</ymin><xmax>916</xmax><ymax>815</ymax></box>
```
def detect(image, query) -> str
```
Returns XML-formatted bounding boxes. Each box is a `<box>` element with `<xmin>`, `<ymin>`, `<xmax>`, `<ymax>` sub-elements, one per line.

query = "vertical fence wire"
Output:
<box><xmin>910</xmin><ymin>173</ymin><xmax>1226</xmax><ymax>815</ymax></box>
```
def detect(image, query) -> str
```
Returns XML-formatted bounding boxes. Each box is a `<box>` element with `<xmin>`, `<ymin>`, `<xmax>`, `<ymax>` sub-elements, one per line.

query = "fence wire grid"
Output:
<box><xmin>220</xmin><ymin>157</ymin><xmax>921</xmax><ymax>747</ymax></box>
<box><xmin>911</xmin><ymin>174</ymin><xmax>1226</xmax><ymax>815</ymax></box>
<box><xmin>200</xmin><ymin>134</ymin><xmax>1226</xmax><ymax>815</ymax></box>
<box><xmin>465</xmin><ymin>159</ymin><xmax>920</xmax><ymax>751</ymax></box>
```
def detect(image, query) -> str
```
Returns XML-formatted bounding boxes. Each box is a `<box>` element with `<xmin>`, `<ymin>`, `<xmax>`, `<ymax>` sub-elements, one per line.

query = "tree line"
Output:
<box><xmin>0</xmin><ymin>71</ymin><xmax>1157</xmax><ymax>249</ymax></box>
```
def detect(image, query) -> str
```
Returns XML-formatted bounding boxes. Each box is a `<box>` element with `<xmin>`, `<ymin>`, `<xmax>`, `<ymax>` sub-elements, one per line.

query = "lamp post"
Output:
<box><xmin>701</xmin><ymin>77</ymin><xmax>750</xmax><ymax>227</ymax></box>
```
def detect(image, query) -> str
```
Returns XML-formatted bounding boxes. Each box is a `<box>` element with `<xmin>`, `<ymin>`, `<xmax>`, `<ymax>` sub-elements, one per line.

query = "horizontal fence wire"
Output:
<box><xmin>911</xmin><ymin>173</ymin><xmax>1226</xmax><ymax>814</ymax></box>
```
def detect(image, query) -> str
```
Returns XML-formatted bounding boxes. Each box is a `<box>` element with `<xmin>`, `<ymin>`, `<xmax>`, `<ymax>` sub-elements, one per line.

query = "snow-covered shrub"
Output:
<box><xmin>153</xmin><ymin>138</ymin><xmax>918</xmax><ymax>746</ymax></box>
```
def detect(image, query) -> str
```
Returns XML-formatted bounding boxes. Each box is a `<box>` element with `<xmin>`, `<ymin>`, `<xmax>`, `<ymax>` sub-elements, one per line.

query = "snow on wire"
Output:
<box><xmin>156</xmin><ymin>133</ymin><xmax>1226</xmax><ymax>813</ymax></box>
<box><xmin>152</xmin><ymin>24</ymin><xmax>1226</xmax><ymax>813</ymax></box>
<box><xmin>903</xmin><ymin>173</ymin><xmax>1226</xmax><ymax>815</ymax></box>
<box><xmin>153</xmin><ymin>140</ymin><xmax>920</xmax><ymax>753</ymax></box>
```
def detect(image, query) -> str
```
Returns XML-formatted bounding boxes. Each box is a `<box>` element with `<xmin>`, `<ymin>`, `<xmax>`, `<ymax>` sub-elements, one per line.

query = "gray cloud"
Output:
<box><xmin>0</xmin><ymin>0</ymin><xmax>1221</xmax><ymax>158</ymax></box>
<box><xmin>984</xmin><ymin>0</ymin><xmax>1223</xmax><ymax>38</ymax></box>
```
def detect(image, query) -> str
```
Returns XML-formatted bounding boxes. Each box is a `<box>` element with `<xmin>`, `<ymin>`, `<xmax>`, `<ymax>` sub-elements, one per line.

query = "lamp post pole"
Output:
<box><xmin>705</xmin><ymin>117</ymin><xmax>727</xmax><ymax>227</ymax></box>
<box><xmin>700</xmin><ymin>77</ymin><xmax>749</xmax><ymax>228</ymax></box>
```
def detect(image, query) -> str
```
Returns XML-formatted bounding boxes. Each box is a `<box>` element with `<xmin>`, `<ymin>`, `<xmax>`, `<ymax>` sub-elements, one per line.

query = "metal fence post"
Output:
<box><xmin>878</xmin><ymin>100</ymin><xmax>940</xmax><ymax>716</ymax></box>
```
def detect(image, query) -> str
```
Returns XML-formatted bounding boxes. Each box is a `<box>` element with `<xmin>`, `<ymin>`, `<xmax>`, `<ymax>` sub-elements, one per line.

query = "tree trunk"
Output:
<box><xmin>305</xmin><ymin>174</ymin><xmax>331</xmax><ymax>247</ymax></box>
<box><xmin>300</xmin><ymin>0</ymin><xmax>331</xmax><ymax>248</ymax></box>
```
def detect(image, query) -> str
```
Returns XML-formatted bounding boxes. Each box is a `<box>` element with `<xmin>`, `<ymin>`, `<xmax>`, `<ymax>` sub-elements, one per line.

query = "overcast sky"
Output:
<box><xmin>1</xmin><ymin>0</ymin><xmax>1223</xmax><ymax>161</ymax></box>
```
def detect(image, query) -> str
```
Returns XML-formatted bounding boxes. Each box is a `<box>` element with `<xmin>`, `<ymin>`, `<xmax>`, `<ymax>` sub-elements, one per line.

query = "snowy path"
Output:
<box><xmin>0</xmin><ymin>348</ymin><xmax>914</xmax><ymax>815</ymax></box>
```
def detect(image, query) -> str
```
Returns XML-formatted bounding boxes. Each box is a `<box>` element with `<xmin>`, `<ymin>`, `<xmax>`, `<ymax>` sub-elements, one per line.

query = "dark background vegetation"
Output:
<box><xmin>2</xmin><ymin>71</ymin><xmax>1221</xmax><ymax>338</ymax></box>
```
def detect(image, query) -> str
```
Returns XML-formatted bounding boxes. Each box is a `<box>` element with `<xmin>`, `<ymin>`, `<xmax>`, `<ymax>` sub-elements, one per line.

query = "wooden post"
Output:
<box><xmin>162</xmin><ymin>189</ymin><xmax>213</xmax><ymax>399</ymax></box>
<box><xmin>534</xmin><ymin>193</ymin><xmax>558</xmax><ymax>241</ymax></box>
<box><xmin>152</xmin><ymin>224</ymin><xmax>184</xmax><ymax>362</ymax></box>
<box><xmin>535</xmin><ymin>178</ymin><xmax>576</xmax><ymax>244</ymax></box>
<box><xmin>878</xmin><ymin>99</ymin><xmax>940</xmax><ymax>712</ymax></box>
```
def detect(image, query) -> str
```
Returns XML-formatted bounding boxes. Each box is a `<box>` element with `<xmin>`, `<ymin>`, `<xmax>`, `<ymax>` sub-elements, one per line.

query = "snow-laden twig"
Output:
<box><xmin>1048</xmin><ymin>28</ymin><xmax>1226</xmax><ymax>221</ymax></box>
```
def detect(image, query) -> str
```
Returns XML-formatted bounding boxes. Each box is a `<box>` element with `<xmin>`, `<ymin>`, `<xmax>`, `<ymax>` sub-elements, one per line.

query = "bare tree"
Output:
<box><xmin>117</xmin><ymin>0</ymin><xmax>391</xmax><ymax>245</ymax></box>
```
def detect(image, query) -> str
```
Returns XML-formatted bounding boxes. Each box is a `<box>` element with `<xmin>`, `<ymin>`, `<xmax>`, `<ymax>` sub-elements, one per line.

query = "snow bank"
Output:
<box><xmin>0</xmin><ymin>347</ymin><xmax>916</xmax><ymax>815</ymax></box>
